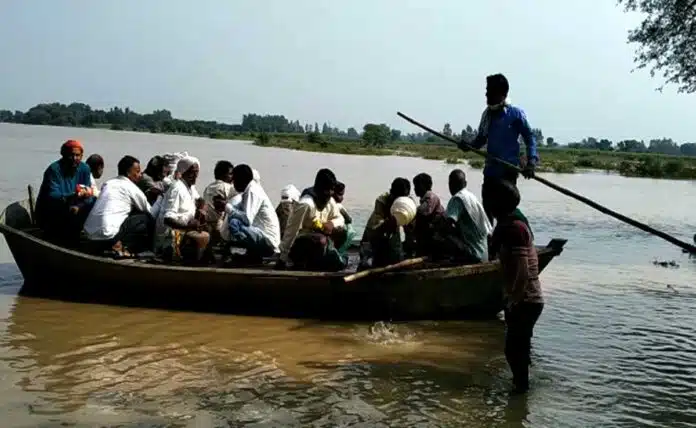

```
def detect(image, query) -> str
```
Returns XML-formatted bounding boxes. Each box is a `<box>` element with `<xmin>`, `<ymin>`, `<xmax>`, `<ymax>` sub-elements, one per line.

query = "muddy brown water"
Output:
<box><xmin>0</xmin><ymin>123</ymin><xmax>695</xmax><ymax>427</ymax></box>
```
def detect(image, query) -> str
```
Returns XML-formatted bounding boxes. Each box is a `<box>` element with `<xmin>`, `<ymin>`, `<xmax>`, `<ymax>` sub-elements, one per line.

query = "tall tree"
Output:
<box><xmin>443</xmin><ymin>123</ymin><xmax>452</xmax><ymax>137</ymax></box>
<box><xmin>618</xmin><ymin>0</ymin><xmax>696</xmax><ymax>92</ymax></box>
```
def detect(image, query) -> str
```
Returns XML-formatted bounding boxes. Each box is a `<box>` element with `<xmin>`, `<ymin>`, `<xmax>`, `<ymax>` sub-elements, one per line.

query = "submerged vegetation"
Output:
<box><xmin>2</xmin><ymin>102</ymin><xmax>696</xmax><ymax>180</ymax></box>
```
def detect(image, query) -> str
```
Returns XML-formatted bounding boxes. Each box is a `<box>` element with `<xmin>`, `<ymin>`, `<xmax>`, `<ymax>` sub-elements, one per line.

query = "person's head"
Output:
<box><xmin>176</xmin><ymin>156</ymin><xmax>200</xmax><ymax>186</ymax></box>
<box><xmin>486</xmin><ymin>73</ymin><xmax>509</xmax><ymax>107</ymax></box>
<box><xmin>489</xmin><ymin>180</ymin><xmax>521</xmax><ymax>219</ymax></box>
<box><xmin>280</xmin><ymin>184</ymin><xmax>300</xmax><ymax>202</ymax></box>
<box><xmin>313</xmin><ymin>168</ymin><xmax>337</xmax><ymax>206</ymax></box>
<box><xmin>448</xmin><ymin>169</ymin><xmax>467</xmax><ymax>196</ymax></box>
<box><xmin>86</xmin><ymin>154</ymin><xmax>104</xmax><ymax>179</ymax></box>
<box><xmin>334</xmin><ymin>181</ymin><xmax>346</xmax><ymax>203</ymax></box>
<box><xmin>60</xmin><ymin>139</ymin><xmax>84</xmax><ymax>169</ymax></box>
<box><xmin>231</xmin><ymin>164</ymin><xmax>254</xmax><ymax>193</ymax></box>
<box><xmin>412</xmin><ymin>173</ymin><xmax>433</xmax><ymax>198</ymax></box>
<box><xmin>117</xmin><ymin>155</ymin><xmax>142</xmax><ymax>183</ymax></box>
<box><xmin>144</xmin><ymin>156</ymin><xmax>168</xmax><ymax>181</ymax></box>
<box><xmin>389</xmin><ymin>178</ymin><xmax>411</xmax><ymax>200</ymax></box>
<box><xmin>214</xmin><ymin>160</ymin><xmax>234</xmax><ymax>183</ymax></box>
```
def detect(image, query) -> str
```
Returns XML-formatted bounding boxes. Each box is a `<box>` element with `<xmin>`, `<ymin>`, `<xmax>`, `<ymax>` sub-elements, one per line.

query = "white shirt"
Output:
<box><xmin>225</xmin><ymin>181</ymin><xmax>281</xmax><ymax>250</ymax></box>
<box><xmin>90</xmin><ymin>173</ymin><xmax>101</xmax><ymax>198</ymax></box>
<box><xmin>279</xmin><ymin>193</ymin><xmax>344</xmax><ymax>263</ymax></box>
<box><xmin>83</xmin><ymin>176</ymin><xmax>151</xmax><ymax>240</ymax></box>
<box><xmin>154</xmin><ymin>179</ymin><xmax>200</xmax><ymax>251</ymax></box>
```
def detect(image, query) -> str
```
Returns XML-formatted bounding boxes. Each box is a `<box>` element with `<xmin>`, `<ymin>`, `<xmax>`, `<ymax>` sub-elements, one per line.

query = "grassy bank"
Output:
<box><xmin>250</xmin><ymin>133</ymin><xmax>696</xmax><ymax>180</ymax></box>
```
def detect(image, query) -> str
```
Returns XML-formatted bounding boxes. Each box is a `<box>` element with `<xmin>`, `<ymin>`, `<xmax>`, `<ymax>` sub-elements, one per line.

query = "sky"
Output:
<box><xmin>0</xmin><ymin>0</ymin><xmax>693</xmax><ymax>143</ymax></box>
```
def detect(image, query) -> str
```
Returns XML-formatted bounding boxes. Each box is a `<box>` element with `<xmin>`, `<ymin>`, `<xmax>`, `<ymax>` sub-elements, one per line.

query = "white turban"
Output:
<box><xmin>175</xmin><ymin>156</ymin><xmax>200</xmax><ymax>174</ymax></box>
<box><xmin>252</xmin><ymin>169</ymin><xmax>261</xmax><ymax>183</ymax></box>
<box><xmin>280</xmin><ymin>184</ymin><xmax>300</xmax><ymax>202</ymax></box>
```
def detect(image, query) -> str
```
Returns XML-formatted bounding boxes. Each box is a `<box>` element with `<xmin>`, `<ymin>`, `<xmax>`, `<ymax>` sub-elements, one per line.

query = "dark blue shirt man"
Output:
<box><xmin>459</xmin><ymin>74</ymin><xmax>538</xmax><ymax>223</ymax></box>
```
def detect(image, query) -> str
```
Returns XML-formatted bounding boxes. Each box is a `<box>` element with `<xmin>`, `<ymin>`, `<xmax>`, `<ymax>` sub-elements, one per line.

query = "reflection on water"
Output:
<box><xmin>0</xmin><ymin>124</ymin><xmax>695</xmax><ymax>427</ymax></box>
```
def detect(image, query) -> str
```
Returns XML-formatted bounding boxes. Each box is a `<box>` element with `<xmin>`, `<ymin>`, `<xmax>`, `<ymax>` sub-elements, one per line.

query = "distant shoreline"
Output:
<box><xmin>3</xmin><ymin>122</ymin><xmax>696</xmax><ymax>180</ymax></box>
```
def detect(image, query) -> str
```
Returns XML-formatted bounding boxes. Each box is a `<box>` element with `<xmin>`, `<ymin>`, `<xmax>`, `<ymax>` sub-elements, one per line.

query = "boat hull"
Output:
<box><xmin>1</xmin><ymin>199</ymin><xmax>566</xmax><ymax>320</ymax></box>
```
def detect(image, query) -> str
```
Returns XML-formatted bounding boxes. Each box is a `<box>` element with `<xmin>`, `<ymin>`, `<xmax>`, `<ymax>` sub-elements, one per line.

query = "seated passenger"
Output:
<box><xmin>83</xmin><ymin>155</ymin><xmax>153</xmax><ymax>256</ymax></box>
<box><xmin>154</xmin><ymin>156</ymin><xmax>210</xmax><ymax>264</ymax></box>
<box><xmin>35</xmin><ymin>139</ymin><xmax>96</xmax><ymax>246</ymax></box>
<box><xmin>138</xmin><ymin>155</ymin><xmax>171</xmax><ymax>205</ymax></box>
<box><xmin>359</xmin><ymin>178</ymin><xmax>413</xmax><ymax>269</ymax></box>
<box><xmin>202</xmin><ymin>160</ymin><xmax>236</xmax><ymax>227</ymax></box>
<box><xmin>276</xmin><ymin>184</ymin><xmax>301</xmax><ymax>238</ymax></box>
<box><xmin>221</xmin><ymin>164</ymin><xmax>280</xmax><ymax>261</ymax></box>
<box><xmin>436</xmin><ymin>169</ymin><xmax>492</xmax><ymax>264</ymax></box>
<box><xmin>332</xmin><ymin>181</ymin><xmax>356</xmax><ymax>255</ymax></box>
<box><xmin>85</xmin><ymin>154</ymin><xmax>104</xmax><ymax>198</ymax></box>
<box><xmin>229</xmin><ymin>168</ymin><xmax>261</xmax><ymax>206</ymax></box>
<box><xmin>276</xmin><ymin>169</ymin><xmax>346</xmax><ymax>272</ymax></box>
<box><xmin>407</xmin><ymin>172</ymin><xmax>446</xmax><ymax>256</ymax></box>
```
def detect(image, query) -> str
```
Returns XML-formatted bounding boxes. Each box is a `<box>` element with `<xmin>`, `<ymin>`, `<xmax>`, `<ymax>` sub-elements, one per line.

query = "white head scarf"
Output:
<box><xmin>280</xmin><ymin>184</ymin><xmax>300</xmax><ymax>202</ymax></box>
<box><xmin>252</xmin><ymin>169</ymin><xmax>261</xmax><ymax>183</ymax></box>
<box><xmin>175</xmin><ymin>156</ymin><xmax>200</xmax><ymax>175</ymax></box>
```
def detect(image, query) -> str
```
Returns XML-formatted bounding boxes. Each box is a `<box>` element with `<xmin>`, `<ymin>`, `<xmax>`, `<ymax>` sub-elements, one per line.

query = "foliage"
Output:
<box><xmin>362</xmin><ymin>123</ymin><xmax>391</xmax><ymax>147</ymax></box>
<box><xmin>618</xmin><ymin>0</ymin><xmax>696</xmax><ymax>93</ymax></box>
<box><xmin>255</xmin><ymin>132</ymin><xmax>271</xmax><ymax>146</ymax></box>
<box><xmin>307</xmin><ymin>131</ymin><xmax>329</xmax><ymax>148</ymax></box>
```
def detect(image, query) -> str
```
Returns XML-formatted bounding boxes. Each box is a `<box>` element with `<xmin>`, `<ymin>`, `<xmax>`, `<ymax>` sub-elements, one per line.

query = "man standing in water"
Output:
<box><xmin>459</xmin><ymin>74</ymin><xmax>539</xmax><ymax>223</ymax></box>
<box><xmin>488</xmin><ymin>180</ymin><xmax>543</xmax><ymax>394</ymax></box>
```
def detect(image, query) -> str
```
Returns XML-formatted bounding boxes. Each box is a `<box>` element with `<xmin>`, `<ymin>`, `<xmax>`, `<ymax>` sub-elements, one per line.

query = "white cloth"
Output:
<box><xmin>252</xmin><ymin>169</ymin><xmax>261</xmax><ymax>183</ymax></box>
<box><xmin>280</xmin><ymin>184</ymin><xmax>301</xmax><ymax>202</ymax></box>
<box><xmin>90</xmin><ymin>173</ymin><xmax>101</xmax><ymax>198</ymax></box>
<box><xmin>176</xmin><ymin>156</ymin><xmax>200</xmax><ymax>174</ymax></box>
<box><xmin>83</xmin><ymin>176</ymin><xmax>151</xmax><ymax>240</ymax></box>
<box><xmin>154</xmin><ymin>179</ymin><xmax>200</xmax><ymax>252</ymax></box>
<box><xmin>390</xmin><ymin>196</ymin><xmax>417</xmax><ymax>226</ymax></box>
<box><xmin>279</xmin><ymin>193</ymin><xmax>345</xmax><ymax>262</ymax></box>
<box><xmin>447</xmin><ymin>188</ymin><xmax>493</xmax><ymax>260</ymax></box>
<box><xmin>224</xmin><ymin>180</ymin><xmax>281</xmax><ymax>250</ymax></box>
<box><xmin>477</xmin><ymin>99</ymin><xmax>511</xmax><ymax>139</ymax></box>
<box><xmin>203</xmin><ymin>180</ymin><xmax>236</xmax><ymax>206</ymax></box>
<box><xmin>162</xmin><ymin>152</ymin><xmax>188</xmax><ymax>172</ymax></box>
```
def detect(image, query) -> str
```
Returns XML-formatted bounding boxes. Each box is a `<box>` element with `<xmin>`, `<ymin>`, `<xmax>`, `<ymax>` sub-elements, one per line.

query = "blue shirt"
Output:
<box><xmin>473</xmin><ymin>106</ymin><xmax>538</xmax><ymax>178</ymax></box>
<box><xmin>36</xmin><ymin>160</ymin><xmax>94</xmax><ymax>223</ymax></box>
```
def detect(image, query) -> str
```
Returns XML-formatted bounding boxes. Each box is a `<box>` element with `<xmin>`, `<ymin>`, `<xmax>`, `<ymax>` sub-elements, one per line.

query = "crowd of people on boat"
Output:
<box><xmin>34</xmin><ymin>139</ymin><xmax>518</xmax><ymax>272</ymax></box>
<box><xmin>31</xmin><ymin>72</ymin><xmax>544</xmax><ymax>394</ymax></box>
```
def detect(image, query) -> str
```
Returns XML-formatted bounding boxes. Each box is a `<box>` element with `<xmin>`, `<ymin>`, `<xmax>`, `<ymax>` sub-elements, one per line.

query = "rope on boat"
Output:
<box><xmin>397</xmin><ymin>111</ymin><xmax>696</xmax><ymax>254</ymax></box>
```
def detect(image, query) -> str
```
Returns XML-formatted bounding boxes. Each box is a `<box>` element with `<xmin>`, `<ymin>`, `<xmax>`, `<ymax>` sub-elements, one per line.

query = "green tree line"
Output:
<box><xmin>2</xmin><ymin>102</ymin><xmax>695</xmax><ymax>157</ymax></box>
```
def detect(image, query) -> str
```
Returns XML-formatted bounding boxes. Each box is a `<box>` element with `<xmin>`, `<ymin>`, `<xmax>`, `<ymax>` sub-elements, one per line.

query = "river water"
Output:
<box><xmin>0</xmin><ymin>123</ymin><xmax>694</xmax><ymax>427</ymax></box>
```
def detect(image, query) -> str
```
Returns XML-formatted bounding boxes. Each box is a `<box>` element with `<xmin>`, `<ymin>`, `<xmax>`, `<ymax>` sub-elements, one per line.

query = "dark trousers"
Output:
<box><xmin>504</xmin><ymin>302</ymin><xmax>544</xmax><ymax>390</ymax></box>
<box><xmin>116</xmin><ymin>213</ymin><xmax>154</xmax><ymax>253</ymax></box>
<box><xmin>482</xmin><ymin>172</ymin><xmax>518</xmax><ymax>224</ymax></box>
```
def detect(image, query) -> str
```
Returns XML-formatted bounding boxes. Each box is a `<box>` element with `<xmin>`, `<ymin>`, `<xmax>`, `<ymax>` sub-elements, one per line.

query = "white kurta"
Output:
<box><xmin>83</xmin><ymin>176</ymin><xmax>151</xmax><ymax>240</ymax></box>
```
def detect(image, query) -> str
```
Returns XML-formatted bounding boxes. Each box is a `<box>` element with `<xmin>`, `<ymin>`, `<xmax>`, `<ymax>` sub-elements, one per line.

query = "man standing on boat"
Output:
<box><xmin>458</xmin><ymin>74</ymin><xmax>539</xmax><ymax>223</ymax></box>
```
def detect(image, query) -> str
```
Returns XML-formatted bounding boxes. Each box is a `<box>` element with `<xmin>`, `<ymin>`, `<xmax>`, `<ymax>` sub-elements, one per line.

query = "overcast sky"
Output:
<box><xmin>1</xmin><ymin>0</ymin><xmax>693</xmax><ymax>143</ymax></box>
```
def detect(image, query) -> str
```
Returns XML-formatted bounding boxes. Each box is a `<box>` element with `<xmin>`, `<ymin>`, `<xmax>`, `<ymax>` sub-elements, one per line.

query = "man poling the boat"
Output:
<box><xmin>458</xmin><ymin>73</ymin><xmax>539</xmax><ymax>224</ymax></box>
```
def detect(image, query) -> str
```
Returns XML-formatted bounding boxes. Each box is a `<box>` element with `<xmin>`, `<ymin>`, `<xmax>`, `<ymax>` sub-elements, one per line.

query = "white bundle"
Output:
<box><xmin>390</xmin><ymin>196</ymin><xmax>417</xmax><ymax>226</ymax></box>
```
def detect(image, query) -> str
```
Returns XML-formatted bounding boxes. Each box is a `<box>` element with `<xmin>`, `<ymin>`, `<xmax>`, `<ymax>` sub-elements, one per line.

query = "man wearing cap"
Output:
<box><xmin>35</xmin><ymin>139</ymin><xmax>96</xmax><ymax>246</ymax></box>
<box><xmin>458</xmin><ymin>73</ymin><xmax>539</xmax><ymax>224</ymax></box>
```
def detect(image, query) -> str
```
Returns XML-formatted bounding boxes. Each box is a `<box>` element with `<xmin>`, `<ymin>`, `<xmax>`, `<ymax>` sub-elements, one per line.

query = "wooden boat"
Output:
<box><xmin>0</xmin><ymin>196</ymin><xmax>566</xmax><ymax>320</ymax></box>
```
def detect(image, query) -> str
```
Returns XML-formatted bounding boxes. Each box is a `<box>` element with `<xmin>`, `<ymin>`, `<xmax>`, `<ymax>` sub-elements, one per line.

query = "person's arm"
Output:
<box><xmin>328</xmin><ymin>200</ymin><xmax>344</xmax><ymax>229</ymax></box>
<box><xmin>44</xmin><ymin>166</ymin><xmax>74</xmax><ymax>202</ymax></box>
<box><xmin>162</xmin><ymin>186</ymin><xmax>192</xmax><ymax>229</ymax></box>
<box><xmin>279</xmin><ymin>202</ymin><xmax>310</xmax><ymax>263</ymax></box>
<box><xmin>237</xmin><ymin>188</ymin><xmax>263</xmax><ymax>226</ymax></box>
<box><xmin>517</xmin><ymin>109</ymin><xmax>539</xmax><ymax>167</ymax></box>
<box><xmin>131</xmin><ymin>184</ymin><xmax>152</xmax><ymax>215</ymax></box>
<box><xmin>339</xmin><ymin>206</ymin><xmax>353</xmax><ymax>225</ymax></box>
<box><xmin>446</xmin><ymin>198</ymin><xmax>463</xmax><ymax>222</ymax></box>
<box><xmin>417</xmin><ymin>193</ymin><xmax>438</xmax><ymax>217</ymax></box>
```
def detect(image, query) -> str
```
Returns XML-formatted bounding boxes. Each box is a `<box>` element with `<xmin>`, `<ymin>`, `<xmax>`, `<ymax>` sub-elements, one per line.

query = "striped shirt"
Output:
<box><xmin>491</xmin><ymin>218</ymin><xmax>543</xmax><ymax>304</ymax></box>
